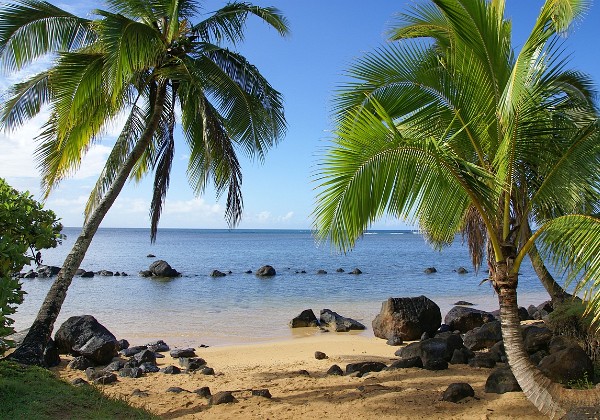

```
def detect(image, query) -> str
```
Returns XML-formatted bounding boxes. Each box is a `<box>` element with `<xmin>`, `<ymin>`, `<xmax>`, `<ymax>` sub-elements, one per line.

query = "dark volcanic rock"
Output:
<box><xmin>314</xmin><ymin>351</ymin><xmax>327</xmax><ymax>360</ymax></box>
<box><xmin>327</xmin><ymin>364</ymin><xmax>344</xmax><ymax>376</ymax></box>
<box><xmin>420</xmin><ymin>334</ymin><xmax>465</xmax><ymax>363</ymax></box>
<box><xmin>81</xmin><ymin>271</ymin><xmax>94</xmax><ymax>278</ymax></box>
<box><xmin>349</xmin><ymin>268</ymin><xmax>362</xmax><ymax>275</ymax></box>
<box><xmin>444</xmin><ymin>306</ymin><xmax>496</xmax><ymax>333</ymax></box>
<box><xmin>200</xmin><ymin>367</ymin><xmax>215</xmax><ymax>375</ymax></box>
<box><xmin>149</xmin><ymin>260</ymin><xmax>180</xmax><ymax>277</ymax></box>
<box><xmin>320</xmin><ymin>309</ymin><xmax>365</xmax><ymax>332</ymax></box>
<box><xmin>538</xmin><ymin>345</ymin><xmax>594</xmax><ymax>384</ymax></box>
<box><xmin>116</xmin><ymin>339</ymin><xmax>129</xmax><ymax>351</ymax></box>
<box><xmin>166</xmin><ymin>387</ymin><xmax>187</xmax><ymax>393</ymax></box>
<box><xmin>468</xmin><ymin>354</ymin><xmax>496</xmax><ymax>368</ymax></box>
<box><xmin>455</xmin><ymin>267</ymin><xmax>469</xmax><ymax>274</ymax></box>
<box><xmin>252</xmin><ymin>389</ymin><xmax>272</xmax><ymax>398</ymax></box>
<box><xmin>345</xmin><ymin>362</ymin><xmax>387</xmax><ymax>376</ymax></box>
<box><xmin>256</xmin><ymin>265</ymin><xmax>276</xmax><ymax>277</ymax></box>
<box><xmin>54</xmin><ymin>315</ymin><xmax>118</xmax><ymax>363</ymax></box>
<box><xmin>161</xmin><ymin>365</ymin><xmax>181</xmax><ymax>374</ymax></box>
<box><xmin>68</xmin><ymin>356</ymin><xmax>94</xmax><ymax>370</ymax></box>
<box><xmin>146</xmin><ymin>340</ymin><xmax>169</xmax><ymax>352</ymax></box>
<box><xmin>372</xmin><ymin>296</ymin><xmax>441</xmax><ymax>341</ymax></box>
<box><xmin>134</xmin><ymin>349</ymin><xmax>157</xmax><ymax>365</ymax></box>
<box><xmin>394</xmin><ymin>342</ymin><xmax>422</xmax><ymax>359</ymax></box>
<box><xmin>423</xmin><ymin>359</ymin><xmax>448</xmax><ymax>370</ymax></box>
<box><xmin>93</xmin><ymin>372</ymin><xmax>117</xmax><ymax>385</ymax></box>
<box><xmin>387</xmin><ymin>356</ymin><xmax>423</xmax><ymax>370</ymax></box>
<box><xmin>453</xmin><ymin>301</ymin><xmax>473</xmax><ymax>306</ymax></box>
<box><xmin>170</xmin><ymin>348</ymin><xmax>196</xmax><ymax>358</ymax></box>
<box><xmin>120</xmin><ymin>346</ymin><xmax>147</xmax><ymax>357</ymax></box>
<box><xmin>210</xmin><ymin>391</ymin><xmax>237</xmax><ymax>405</ymax></box>
<box><xmin>489</xmin><ymin>341</ymin><xmax>506</xmax><ymax>363</ymax></box>
<box><xmin>424</xmin><ymin>267</ymin><xmax>437</xmax><ymax>274</ymax></box>
<box><xmin>179</xmin><ymin>357</ymin><xmax>206</xmax><ymax>370</ymax></box>
<box><xmin>463</xmin><ymin>321</ymin><xmax>502</xmax><ymax>351</ymax></box>
<box><xmin>73</xmin><ymin>335</ymin><xmax>118</xmax><ymax>365</ymax></box>
<box><xmin>522</xmin><ymin>325</ymin><xmax>553</xmax><ymax>354</ymax></box>
<box><xmin>485</xmin><ymin>366</ymin><xmax>521</xmax><ymax>394</ymax></box>
<box><xmin>289</xmin><ymin>309</ymin><xmax>319</xmax><ymax>328</ymax></box>
<box><xmin>43</xmin><ymin>338</ymin><xmax>61</xmax><ymax>367</ymax></box>
<box><xmin>210</xmin><ymin>270</ymin><xmax>226</xmax><ymax>277</ymax></box>
<box><xmin>442</xmin><ymin>383</ymin><xmax>474</xmax><ymax>403</ymax></box>
<box><xmin>386</xmin><ymin>335</ymin><xmax>404</xmax><ymax>346</ymax></box>
<box><xmin>317</xmin><ymin>269</ymin><xmax>327</xmax><ymax>274</ymax></box>
<box><xmin>104</xmin><ymin>360</ymin><xmax>124</xmax><ymax>372</ymax></box>
<box><xmin>71</xmin><ymin>378</ymin><xmax>88</xmax><ymax>386</ymax></box>
<box><xmin>139</xmin><ymin>270</ymin><xmax>152</xmax><ymax>277</ymax></box>
<box><xmin>194</xmin><ymin>387</ymin><xmax>211</xmax><ymax>398</ymax></box>
<box><xmin>139</xmin><ymin>362</ymin><xmax>160</xmax><ymax>373</ymax></box>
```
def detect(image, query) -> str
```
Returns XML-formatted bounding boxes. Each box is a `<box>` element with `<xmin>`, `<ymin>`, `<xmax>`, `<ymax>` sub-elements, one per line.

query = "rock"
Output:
<box><xmin>194</xmin><ymin>387</ymin><xmax>211</xmax><ymax>398</ymax></box>
<box><xmin>437</xmin><ymin>324</ymin><xmax>451</xmax><ymax>333</ymax></box>
<box><xmin>489</xmin><ymin>341</ymin><xmax>506</xmax><ymax>363</ymax></box>
<box><xmin>315</xmin><ymin>351</ymin><xmax>328</xmax><ymax>360</ymax></box>
<box><xmin>463</xmin><ymin>321</ymin><xmax>502</xmax><ymax>351</ymax></box>
<box><xmin>444</xmin><ymin>306</ymin><xmax>496</xmax><ymax>333</ymax></box>
<box><xmin>256</xmin><ymin>265</ymin><xmax>276</xmax><ymax>277</ymax></box>
<box><xmin>395</xmin><ymin>342</ymin><xmax>422</xmax><ymax>359</ymax></box>
<box><xmin>68</xmin><ymin>356</ymin><xmax>94</xmax><ymax>370</ymax></box>
<box><xmin>146</xmin><ymin>340</ymin><xmax>169</xmax><ymax>352</ymax></box>
<box><xmin>210</xmin><ymin>391</ymin><xmax>237</xmax><ymax>405</ymax></box>
<box><xmin>81</xmin><ymin>271</ymin><xmax>94</xmax><ymax>278</ymax></box>
<box><xmin>327</xmin><ymin>365</ymin><xmax>344</xmax><ymax>376</ymax></box>
<box><xmin>420</xmin><ymin>334</ymin><xmax>465</xmax><ymax>363</ymax></box>
<box><xmin>37</xmin><ymin>265</ymin><xmax>61</xmax><ymax>276</ymax></box>
<box><xmin>421</xmin><ymin>332</ymin><xmax>430</xmax><ymax>340</ymax></box>
<box><xmin>147</xmin><ymin>254</ymin><xmax>156</xmax><ymax>258</ymax></box>
<box><xmin>166</xmin><ymin>387</ymin><xmax>187</xmax><ymax>393</ymax></box>
<box><xmin>75</xmin><ymin>269</ymin><xmax>86</xmax><ymax>276</ymax></box>
<box><xmin>485</xmin><ymin>366</ymin><xmax>521</xmax><ymax>394</ymax></box>
<box><xmin>518</xmin><ymin>306</ymin><xmax>531</xmax><ymax>321</ymax></box>
<box><xmin>423</xmin><ymin>359</ymin><xmax>448</xmax><ymax>370</ymax></box>
<box><xmin>252</xmin><ymin>389</ymin><xmax>272</xmax><ymax>398</ymax></box>
<box><xmin>449</xmin><ymin>348</ymin><xmax>473</xmax><ymax>364</ymax></box>
<box><xmin>120</xmin><ymin>346</ymin><xmax>147</xmax><ymax>357</ymax></box>
<box><xmin>530</xmin><ymin>350</ymin><xmax>549</xmax><ymax>365</ymax></box>
<box><xmin>199</xmin><ymin>367</ymin><xmax>214</xmax><ymax>375</ymax></box>
<box><xmin>117</xmin><ymin>339</ymin><xmax>129</xmax><ymax>351</ymax></box>
<box><xmin>170</xmin><ymin>348</ymin><xmax>196</xmax><ymax>358</ymax></box>
<box><xmin>73</xmin><ymin>335</ymin><xmax>119</xmax><ymax>365</ymax></box>
<box><xmin>562</xmin><ymin>406</ymin><xmax>600</xmax><ymax>419</ymax></box>
<box><xmin>387</xmin><ymin>356</ymin><xmax>423</xmax><ymax>370</ymax></box>
<box><xmin>297</xmin><ymin>369</ymin><xmax>310</xmax><ymax>376</ymax></box>
<box><xmin>119</xmin><ymin>367</ymin><xmax>143</xmax><ymax>378</ymax></box>
<box><xmin>161</xmin><ymin>365</ymin><xmax>181</xmax><ymax>374</ymax></box>
<box><xmin>453</xmin><ymin>300</ymin><xmax>473</xmax><ymax>306</ymax></box>
<box><xmin>71</xmin><ymin>378</ymin><xmax>88</xmax><ymax>386</ymax></box>
<box><xmin>104</xmin><ymin>361</ymin><xmax>124</xmax><ymax>372</ymax></box>
<box><xmin>336</xmin><ymin>268</ymin><xmax>345</xmax><ymax>273</ymax></box>
<box><xmin>139</xmin><ymin>270</ymin><xmax>152</xmax><ymax>277</ymax></box>
<box><xmin>319</xmin><ymin>309</ymin><xmax>365</xmax><ymax>332</ymax></box>
<box><xmin>548</xmin><ymin>335</ymin><xmax>580</xmax><ymax>354</ymax></box>
<box><xmin>317</xmin><ymin>269</ymin><xmax>327</xmax><ymax>274</ymax></box>
<box><xmin>93</xmin><ymin>373</ymin><xmax>117</xmax><ymax>385</ymax></box>
<box><xmin>131</xmin><ymin>388</ymin><xmax>148</xmax><ymax>397</ymax></box>
<box><xmin>98</xmin><ymin>270</ymin><xmax>113</xmax><ymax>276</ymax></box>
<box><xmin>386</xmin><ymin>335</ymin><xmax>404</xmax><ymax>346</ymax></box>
<box><xmin>424</xmin><ymin>267</ymin><xmax>437</xmax><ymax>274</ymax></box>
<box><xmin>289</xmin><ymin>309</ymin><xmax>319</xmax><ymax>328</ymax></box>
<box><xmin>468</xmin><ymin>354</ymin><xmax>496</xmax><ymax>368</ymax></box>
<box><xmin>349</xmin><ymin>268</ymin><xmax>362</xmax><ymax>275</ymax></box>
<box><xmin>149</xmin><ymin>260</ymin><xmax>180</xmax><ymax>277</ymax></box>
<box><xmin>114</xmin><ymin>272</ymin><xmax>121</xmax><ymax>276</ymax></box>
<box><xmin>134</xmin><ymin>349</ymin><xmax>157</xmax><ymax>364</ymax></box>
<box><xmin>538</xmin><ymin>345</ymin><xmax>594</xmax><ymax>384</ymax></box>
<box><xmin>23</xmin><ymin>270</ymin><xmax>37</xmax><ymax>278</ymax></box>
<box><xmin>345</xmin><ymin>362</ymin><xmax>387</xmax><ymax>376</ymax></box>
<box><xmin>43</xmin><ymin>338</ymin><xmax>60</xmax><ymax>367</ymax></box>
<box><xmin>522</xmin><ymin>325</ymin><xmax>553</xmax><ymax>354</ymax></box>
<box><xmin>455</xmin><ymin>267</ymin><xmax>468</xmax><ymax>274</ymax></box>
<box><xmin>210</xmin><ymin>270</ymin><xmax>226</xmax><ymax>277</ymax></box>
<box><xmin>179</xmin><ymin>357</ymin><xmax>206</xmax><ymax>370</ymax></box>
<box><xmin>245</xmin><ymin>270</ymin><xmax>252</xmax><ymax>274</ymax></box>
<box><xmin>55</xmin><ymin>315</ymin><xmax>117</xmax><ymax>357</ymax></box>
<box><xmin>372</xmin><ymin>296</ymin><xmax>442</xmax><ymax>341</ymax></box>
<box><xmin>442</xmin><ymin>383</ymin><xmax>475</xmax><ymax>403</ymax></box>
<box><xmin>139</xmin><ymin>362</ymin><xmax>159</xmax><ymax>373</ymax></box>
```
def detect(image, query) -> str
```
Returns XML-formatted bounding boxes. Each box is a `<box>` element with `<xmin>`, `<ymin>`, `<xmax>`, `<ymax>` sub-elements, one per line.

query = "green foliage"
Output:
<box><xmin>0</xmin><ymin>361</ymin><xmax>158</xmax><ymax>419</ymax></box>
<box><xmin>565</xmin><ymin>372</ymin><xmax>595</xmax><ymax>389</ymax></box>
<box><xmin>0</xmin><ymin>178</ymin><xmax>62</xmax><ymax>351</ymax></box>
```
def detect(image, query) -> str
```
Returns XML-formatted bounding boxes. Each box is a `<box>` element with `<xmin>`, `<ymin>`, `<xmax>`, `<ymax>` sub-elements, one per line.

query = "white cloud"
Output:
<box><xmin>164</xmin><ymin>197</ymin><xmax>222</xmax><ymax>215</ymax></box>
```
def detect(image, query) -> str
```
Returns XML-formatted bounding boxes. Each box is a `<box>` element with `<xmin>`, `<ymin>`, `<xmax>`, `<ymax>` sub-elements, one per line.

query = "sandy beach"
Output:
<box><xmin>53</xmin><ymin>333</ymin><xmax>544</xmax><ymax>419</ymax></box>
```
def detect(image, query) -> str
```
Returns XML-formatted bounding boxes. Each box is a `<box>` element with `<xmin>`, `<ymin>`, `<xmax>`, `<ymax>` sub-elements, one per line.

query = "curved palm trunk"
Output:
<box><xmin>9</xmin><ymin>85</ymin><xmax>167</xmax><ymax>366</ymax></box>
<box><xmin>494</xmin><ymin>261</ymin><xmax>600</xmax><ymax>419</ymax></box>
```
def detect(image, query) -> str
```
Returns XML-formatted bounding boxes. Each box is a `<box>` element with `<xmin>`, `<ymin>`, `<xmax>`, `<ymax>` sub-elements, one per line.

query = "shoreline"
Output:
<box><xmin>52</xmin><ymin>333</ymin><xmax>545</xmax><ymax>419</ymax></box>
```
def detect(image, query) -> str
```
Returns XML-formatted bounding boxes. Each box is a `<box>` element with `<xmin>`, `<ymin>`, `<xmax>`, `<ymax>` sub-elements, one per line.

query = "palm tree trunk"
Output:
<box><xmin>9</xmin><ymin>84</ymin><xmax>168</xmax><ymax>366</ymax></box>
<box><xmin>494</xmin><ymin>261</ymin><xmax>600</xmax><ymax>419</ymax></box>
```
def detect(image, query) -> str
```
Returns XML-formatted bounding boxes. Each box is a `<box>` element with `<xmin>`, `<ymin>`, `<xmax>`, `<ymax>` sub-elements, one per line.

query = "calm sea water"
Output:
<box><xmin>14</xmin><ymin>228</ymin><xmax>549</xmax><ymax>347</ymax></box>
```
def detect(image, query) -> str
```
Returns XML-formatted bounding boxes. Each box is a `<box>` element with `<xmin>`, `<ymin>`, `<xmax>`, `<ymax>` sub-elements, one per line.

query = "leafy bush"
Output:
<box><xmin>0</xmin><ymin>178</ymin><xmax>62</xmax><ymax>351</ymax></box>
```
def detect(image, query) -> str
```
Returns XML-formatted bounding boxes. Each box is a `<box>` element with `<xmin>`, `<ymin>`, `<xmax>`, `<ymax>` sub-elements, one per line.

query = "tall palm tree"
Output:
<box><xmin>314</xmin><ymin>0</ymin><xmax>600</xmax><ymax>417</ymax></box>
<box><xmin>0</xmin><ymin>0</ymin><xmax>288</xmax><ymax>366</ymax></box>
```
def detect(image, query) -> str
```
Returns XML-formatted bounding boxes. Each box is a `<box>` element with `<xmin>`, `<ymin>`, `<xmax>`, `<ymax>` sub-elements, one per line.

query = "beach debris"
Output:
<box><xmin>317</xmin><ymin>269</ymin><xmax>327</xmax><ymax>274</ymax></box>
<box><xmin>146</xmin><ymin>254</ymin><xmax>156</xmax><ymax>258</ymax></box>
<box><xmin>349</xmin><ymin>268</ymin><xmax>362</xmax><ymax>274</ymax></box>
<box><xmin>71</xmin><ymin>378</ymin><xmax>88</xmax><ymax>386</ymax></box>
<box><xmin>345</xmin><ymin>361</ymin><xmax>387</xmax><ymax>377</ymax></box>
<box><xmin>386</xmin><ymin>335</ymin><xmax>404</xmax><ymax>346</ymax></box>
<box><xmin>442</xmin><ymin>383</ymin><xmax>475</xmax><ymax>403</ymax></box>
<box><xmin>161</xmin><ymin>365</ymin><xmax>181</xmax><ymax>374</ymax></box>
<box><xmin>170</xmin><ymin>348</ymin><xmax>196</xmax><ymax>358</ymax></box>
<box><xmin>131</xmin><ymin>389</ymin><xmax>149</xmax><ymax>397</ymax></box>
<box><xmin>210</xmin><ymin>269</ymin><xmax>227</xmax><ymax>277</ymax></box>
<box><xmin>326</xmin><ymin>365</ymin><xmax>344</xmax><ymax>376</ymax></box>
<box><xmin>455</xmin><ymin>267</ymin><xmax>469</xmax><ymax>274</ymax></box>
<box><xmin>444</xmin><ymin>306</ymin><xmax>496</xmax><ymax>333</ymax></box>
<box><xmin>319</xmin><ymin>309</ymin><xmax>365</xmax><ymax>332</ymax></box>
<box><xmin>166</xmin><ymin>387</ymin><xmax>188</xmax><ymax>394</ymax></box>
<box><xmin>336</xmin><ymin>268</ymin><xmax>345</xmax><ymax>272</ymax></box>
<box><xmin>463</xmin><ymin>321</ymin><xmax>502</xmax><ymax>351</ymax></box>
<box><xmin>314</xmin><ymin>351</ymin><xmax>327</xmax><ymax>360</ymax></box>
<box><xmin>209</xmin><ymin>391</ymin><xmax>237</xmax><ymax>405</ymax></box>
<box><xmin>485</xmin><ymin>366</ymin><xmax>521</xmax><ymax>394</ymax></box>
<box><xmin>55</xmin><ymin>315</ymin><xmax>119</xmax><ymax>365</ymax></box>
<box><xmin>256</xmin><ymin>265</ymin><xmax>276</xmax><ymax>277</ymax></box>
<box><xmin>372</xmin><ymin>296</ymin><xmax>442</xmax><ymax>341</ymax></box>
<box><xmin>149</xmin><ymin>260</ymin><xmax>180</xmax><ymax>277</ymax></box>
<box><xmin>453</xmin><ymin>300</ymin><xmax>474</xmax><ymax>306</ymax></box>
<box><xmin>424</xmin><ymin>267</ymin><xmax>437</xmax><ymax>274</ymax></box>
<box><xmin>146</xmin><ymin>340</ymin><xmax>169</xmax><ymax>352</ymax></box>
<box><xmin>67</xmin><ymin>356</ymin><xmax>94</xmax><ymax>370</ymax></box>
<box><xmin>289</xmin><ymin>309</ymin><xmax>319</xmax><ymax>328</ymax></box>
<box><xmin>252</xmin><ymin>389</ymin><xmax>272</xmax><ymax>398</ymax></box>
<box><xmin>468</xmin><ymin>354</ymin><xmax>496</xmax><ymax>369</ymax></box>
<box><xmin>194</xmin><ymin>387</ymin><xmax>211</xmax><ymax>398</ymax></box>
<box><xmin>386</xmin><ymin>356</ymin><xmax>423</xmax><ymax>370</ymax></box>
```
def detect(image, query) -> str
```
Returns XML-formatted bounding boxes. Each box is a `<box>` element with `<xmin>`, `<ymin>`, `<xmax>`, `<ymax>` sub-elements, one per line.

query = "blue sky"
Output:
<box><xmin>1</xmin><ymin>1</ymin><xmax>599</xmax><ymax>230</ymax></box>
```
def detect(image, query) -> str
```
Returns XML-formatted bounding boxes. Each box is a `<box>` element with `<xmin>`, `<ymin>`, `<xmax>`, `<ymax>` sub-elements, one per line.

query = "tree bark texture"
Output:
<box><xmin>9</xmin><ymin>84</ymin><xmax>168</xmax><ymax>366</ymax></box>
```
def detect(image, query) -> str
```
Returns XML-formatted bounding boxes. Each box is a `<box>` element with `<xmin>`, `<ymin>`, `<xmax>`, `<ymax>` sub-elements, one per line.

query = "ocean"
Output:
<box><xmin>14</xmin><ymin>228</ymin><xmax>549</xmax><ymax>347</ymax></box>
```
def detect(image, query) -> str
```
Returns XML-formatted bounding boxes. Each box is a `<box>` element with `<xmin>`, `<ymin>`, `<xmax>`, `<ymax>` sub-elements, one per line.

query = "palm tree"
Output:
<box><xmin>0</xmin><ymin>0</ymin><xmax>288</xmax><ymax>366</ymax></box>
<box><xmin>314</xmin><ymin>0</ymin><xmax>600</xmax><ymax>417</ymax></box>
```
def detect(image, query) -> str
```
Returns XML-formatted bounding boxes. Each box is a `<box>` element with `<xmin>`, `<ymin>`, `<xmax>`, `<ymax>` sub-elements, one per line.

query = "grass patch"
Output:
<box><xmin>0</xmin><ymin>360</ymin><xmax>158</xmax><ymax>419</ymax></box>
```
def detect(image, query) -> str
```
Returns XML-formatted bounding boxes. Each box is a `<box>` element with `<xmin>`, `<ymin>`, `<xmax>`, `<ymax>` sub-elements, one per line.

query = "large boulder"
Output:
<box><xmin>485</xmin><ymin>366</ymin><xmax>521</xmax><ymax>394</ymax></box>
<box><xmin>444</xmin><ymin>306</ymin><xmax>496</xmax><ymax>333</ymax></box>
<box><xmin>54</xmin><ymin>315</ymin><xmax>118</xmax><ymax>360</ymax></box>
<box><xmin>522</xmin><ymin>325</ymin><xmax>553</xmax><ymax>354</ymax></box>
<box><xmin>463</xmin><ymin>321</ymin><xmax>502</xmax><ymax>351</ymax></box>
<box><xmin>319</xmin><ymin>309</ymin><xmax>365</xmax><ymax>332</ymax></box>
<box><xmin>289</xmin><ymin>309</ymin><xmax>319</xmax><ymax>328</ymax></box>
<box><xmin>149</xmin><ymin>260</ymin><xmax>180</xmax><ymax>277</ymax></box>
<box><xmin>420</xmin><ymin>334</ymin><xmax>464</xmax><ymax>364</ymax></box>
<box><xmin>256</xmin><ymin>265</ymin><xmax>276</xmax><ymax>277</ymax></box>
<box><xmin>73</xmin><ymin>335</ymin><xmax>118</xmax><ymax>365</ymax></box>
<box><xmin>372</xmin><ymin>296</ymin><xmax>441</xmax><ymax>341</ymax></box>
<box><xmin>538</xmin><ymin>344</ymin><xmax>594</xmax><ymax>384</ymax></box>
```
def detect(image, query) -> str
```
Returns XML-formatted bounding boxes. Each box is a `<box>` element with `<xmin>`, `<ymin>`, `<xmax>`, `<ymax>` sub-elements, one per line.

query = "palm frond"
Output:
<box><xmin>0</xmin><ymin>69</ymin><xmax>50</xmax><ymax>129</ymax></box>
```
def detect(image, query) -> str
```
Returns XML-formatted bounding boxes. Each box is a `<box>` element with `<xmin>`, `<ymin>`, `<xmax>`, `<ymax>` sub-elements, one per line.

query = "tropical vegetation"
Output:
<box><xmin>314</xmin><ymin>0</ymin><xmax>600</xmax><ymax>417</ymax></box>
<box><xmin>0</xmin><ymin>178</ymin><xmax>62</xmax><ymax>352</ymax></box>
<box><xmin>0</xmin><ymin>0</ymin><xmax>288</xmax><ymax>365</ymax></box>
